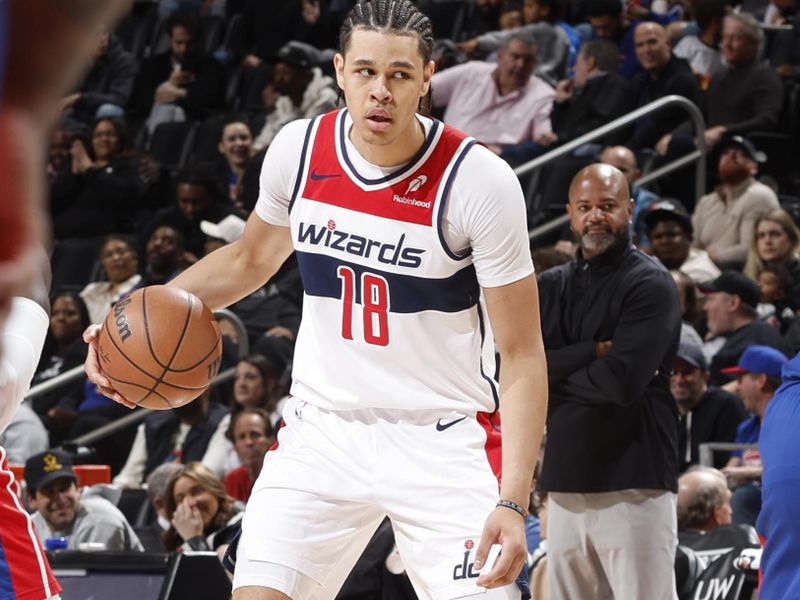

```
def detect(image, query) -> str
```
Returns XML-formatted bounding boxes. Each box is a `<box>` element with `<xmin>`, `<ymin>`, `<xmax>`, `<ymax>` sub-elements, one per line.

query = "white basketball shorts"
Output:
<box><xmin>232</xmin><ymin>396</ymin><xmax>520</xmax><ymax>600</ymax></box>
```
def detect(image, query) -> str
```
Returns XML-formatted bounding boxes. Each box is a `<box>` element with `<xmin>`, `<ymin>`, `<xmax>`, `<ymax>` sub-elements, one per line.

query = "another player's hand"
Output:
<box><xmin>173</xmin><ymin>498</ymin><xmax>204</xmax><ymax>540</ymax></box>
<box><xmin>82</xmin><ymin>324</ymin><xmax>137</xmax><ymax>409</ymax></box>
<box><xmin>474</xmin><ymin>506</ymin><xmax>527</xmax><ymax>589</ymax></box>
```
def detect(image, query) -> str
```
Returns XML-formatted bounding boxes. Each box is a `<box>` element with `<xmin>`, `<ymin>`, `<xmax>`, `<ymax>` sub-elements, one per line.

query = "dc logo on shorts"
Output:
<box><xmin>452</xmin><ymin>539</ymin><xmax>479</xmax><ymax>580</ymax></box>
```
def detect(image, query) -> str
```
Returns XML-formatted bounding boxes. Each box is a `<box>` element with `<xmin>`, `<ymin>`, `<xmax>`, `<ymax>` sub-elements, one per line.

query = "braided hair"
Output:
<box><xmin>339</xmin><ymin>0</ymin><xmax>434</xmax><ymax>63</ymax></box>
<box><xmin>339</xmin><ymin>0</ymin><xmax>435</xmax><ymax>113</ymax></box>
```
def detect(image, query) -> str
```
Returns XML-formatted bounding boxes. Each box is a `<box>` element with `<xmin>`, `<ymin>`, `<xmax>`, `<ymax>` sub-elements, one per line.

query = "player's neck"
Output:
<box><xmin>349</xmin><ymin>116</ymin><xmax>426</xmax><ymax>167</ymax></box>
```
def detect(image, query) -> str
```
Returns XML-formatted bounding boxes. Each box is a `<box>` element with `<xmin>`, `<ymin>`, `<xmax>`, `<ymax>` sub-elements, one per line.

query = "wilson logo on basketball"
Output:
<box><xmin>113</xmin><ymin>297</ymin><xmax>133</xmax><ymax>342</ymax></box>
<box><xmin>206</xmin><ymin>356</ymin><xmax>222</xmax><ymax>380</ymax></box>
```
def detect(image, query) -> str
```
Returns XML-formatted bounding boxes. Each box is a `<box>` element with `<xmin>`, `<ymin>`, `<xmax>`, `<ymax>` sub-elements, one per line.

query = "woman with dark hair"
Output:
<box><xmin>743</xmin><ymin>209</ymin><xmax>800</xmax><ymax>310</ymax></box>
<box><xmin>230</xmin><ymin>354</ymin><xmax>281</xmax><ymax>419</ymax></box>
<box><xmin>223</xmin><ymin>354</ymin><xmax>281</xmax><ymax>471</ymax></box>
<box><xmin>163</xmin><ymin>462</ymin><xmax>243</xmax><ymax>552</ymax></box>
<box><xmin>31</xmin><ymin>291</ymin><xmax>91</xmax><ymax>430</ymax></box>
<box><xmin>213</xmin><ymin>119</ymin><xmax>254</xmax><ymax>211</ymax></box>
<box><xmin>51</xmin><ymin>117</ymin><xmax>147</xmax><ymax>239</ymax></box>
<box><xmin>79</xmin><ymin>234</ymin><xmax>142</xmax><ymax>323</ymax></box>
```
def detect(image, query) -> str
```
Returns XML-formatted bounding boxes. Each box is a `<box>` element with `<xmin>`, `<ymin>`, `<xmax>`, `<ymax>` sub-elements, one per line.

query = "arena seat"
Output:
<box><xmin>219</xmin><ymin>13</ymin><xmax>243</xmax><ymax>57</ymax></box>
<box><xmin>50</xmin><ymin>236</ymin><xmax>106</xmax><ymax>292</ymax></box>
<box><xmin>224</xmin><ymin>66</ymin><xmax>243</xmax><ymax>111</ymax></box>
<box><xmin>148</xmin><ymin>121</ymin><xmax>197</xmax><ymax>171</ymax></box>
<box><xmin>417</xmin><ymin>0</ymin><xmax>468</xmax><ymax>41</ymax></box>
<box><xmin>190</xmin><ymin>114</ymin><xmax>233</xmax><ymax>165</ymax></box>
<box><xmin>750</xmin><ymin>132</ymin><xmax>792</xmax><ymax>191</ymax></box>
<box><xmin>116</xmin><ymin>487</ymin><xmax>153</xmax><ymax>528</ymax></box>
<box><xmin>675</xmin><ymin>545</ymin><xmax>703</xmax><ymax>600</ymax></box>
<box><xmin>199</xmin><ymin>15</ymin><xmax>225</xmax><ymax>55</ymax></box>
<box><xmin>115</xmin><ymin>6</ymin><xmax>157</xmax><ymax>59</ymax></box>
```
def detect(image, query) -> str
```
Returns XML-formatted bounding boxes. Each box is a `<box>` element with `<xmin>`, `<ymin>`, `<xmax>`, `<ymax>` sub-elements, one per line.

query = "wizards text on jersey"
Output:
<box><xmin>297</xmin><ymin>221</ymin><xmax>426</xmax><ymax>268</ymax></box>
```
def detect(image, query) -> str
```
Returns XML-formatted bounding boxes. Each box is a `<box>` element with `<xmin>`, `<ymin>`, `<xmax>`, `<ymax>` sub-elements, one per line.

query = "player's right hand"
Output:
<box><xmin>82</xmin><ymin>324</ymin><xmax>137</xmax><ymax>409</ymax></box>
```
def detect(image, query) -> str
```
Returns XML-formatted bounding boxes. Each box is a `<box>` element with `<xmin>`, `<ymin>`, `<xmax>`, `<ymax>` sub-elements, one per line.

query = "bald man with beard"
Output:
<box><xmin>536</xmin><ymin>164</ymin><xmax>682</xmax><ymax>599</ymax></box>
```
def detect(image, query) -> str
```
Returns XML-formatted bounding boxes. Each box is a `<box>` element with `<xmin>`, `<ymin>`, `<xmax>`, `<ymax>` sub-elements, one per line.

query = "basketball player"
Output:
<box><xmin>0</xmin><ymin>2</ymin><xmax>130</xmax><ymax>598</ymax></box>
<box><xmin>85</xmin><ymin>2</ymin><xmax>548</xmax><ymax>599</ymax></box>
<box><xmin>0</xmin><ymin>249</ymin><xmax>62</xmax><ymax>600</ymax></box>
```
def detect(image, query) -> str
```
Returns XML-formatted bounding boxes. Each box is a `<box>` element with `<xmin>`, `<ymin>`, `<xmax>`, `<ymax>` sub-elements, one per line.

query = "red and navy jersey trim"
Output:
<box><xmin>436</xmin><ymin>139</ymin><xmax>477</xmax><ymax>262</ymax></box>
<box><xmin>337</xmin><ymin>109</ymin><xmax>442</xmax><ymax>185</ymax></box>
<box><xmin>297</xmin><ymin>250</ymin><xmax>480</xmax><ymax>313</ymax></box>
<box><xmin>296</xmin><ymin>109</ymin><xmax>472</xmax><ymax>229</ymax></box>
<box><xmin>288</xmin><ymin>118</ymin><xmax>317</xmax><ymax>215</ymax></box>
<box><xmin>476</xmin><ymin>305</ymin><xmax>500</xmax><ymax>411</ymax></box>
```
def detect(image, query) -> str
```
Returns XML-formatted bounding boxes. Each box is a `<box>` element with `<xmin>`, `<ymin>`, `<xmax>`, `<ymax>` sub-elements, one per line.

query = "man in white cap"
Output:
<box><xmin>201</xmin><ymin>214</ymin><xmax>247</xmax><ymax>255</ymax></box>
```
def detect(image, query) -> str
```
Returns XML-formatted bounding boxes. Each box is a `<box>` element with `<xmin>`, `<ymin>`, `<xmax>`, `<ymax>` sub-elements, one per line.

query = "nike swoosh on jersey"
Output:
<box><xmin>435</xmin><ymin>416</ymin><xmax>467</xmax><ymax>431</ymax></box>
<box><xmin>310</xmin><ymin>169</ymin><xmax>341</xmax><ymax>180</ymax></box>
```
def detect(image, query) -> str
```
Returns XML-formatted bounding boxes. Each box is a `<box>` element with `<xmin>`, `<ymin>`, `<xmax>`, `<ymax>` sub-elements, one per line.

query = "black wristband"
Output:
<box><xmin>496</xmin><ymin>499</ymin><xmax>528</xmax><ymax>519</ymax></box>
<box><xmin>186</xmin><ymin>535</ymin><xmax>210</xmax><ymax>551</ymax></box>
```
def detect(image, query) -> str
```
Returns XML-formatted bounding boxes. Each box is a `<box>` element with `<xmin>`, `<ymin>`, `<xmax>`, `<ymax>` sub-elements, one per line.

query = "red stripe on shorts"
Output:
<box><xmin>477</xmin><ymin>412</ymin><xmax>502</xmax><ymax>486</ymax></box>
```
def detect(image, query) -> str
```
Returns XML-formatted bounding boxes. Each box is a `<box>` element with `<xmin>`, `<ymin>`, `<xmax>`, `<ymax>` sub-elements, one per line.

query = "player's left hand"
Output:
<box><xmin>83</xmin><ymin>323</ymin><xmax>137</xmax><ymax>409</ymax></box>
<box><xmin>474</xmin><ymin>506</ymin><xmax>527</xmax><ymax>589</ymax></box>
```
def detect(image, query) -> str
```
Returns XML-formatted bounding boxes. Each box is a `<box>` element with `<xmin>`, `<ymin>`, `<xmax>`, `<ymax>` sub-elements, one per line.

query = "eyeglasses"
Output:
<box><xmin>101</xmin><ymin>248</ymin><xmax>133</xmax><ymax>260</ymax></box>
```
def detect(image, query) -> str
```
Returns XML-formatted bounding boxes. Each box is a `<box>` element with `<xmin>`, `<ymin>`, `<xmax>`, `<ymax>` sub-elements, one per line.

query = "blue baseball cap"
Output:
<box><xmin>721</xmin><ymin>345</ymin><xmax>788</xmax><ymax>379</ymax></box>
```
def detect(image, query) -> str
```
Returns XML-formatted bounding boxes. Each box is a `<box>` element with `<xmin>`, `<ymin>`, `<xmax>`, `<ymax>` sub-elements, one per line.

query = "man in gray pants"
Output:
<box><xmin>536</xmin><ymin>163</ymin><xmax>681</xmax><ymax>598</ymax></box>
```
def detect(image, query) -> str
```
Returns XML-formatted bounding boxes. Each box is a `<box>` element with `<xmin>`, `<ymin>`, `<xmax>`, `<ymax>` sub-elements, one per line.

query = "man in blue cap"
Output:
<box><xmin>757</xmin><ymin>348</ymin><xmax>800</xmax><ymax>599</ymax></box>
<box><xmin>720</xmin><ymin>345</ymin><xmax>788</xmax><ymax>526</ymax></box>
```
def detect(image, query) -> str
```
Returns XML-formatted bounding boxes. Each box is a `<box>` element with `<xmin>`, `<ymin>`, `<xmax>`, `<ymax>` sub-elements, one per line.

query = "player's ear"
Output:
<box><xmin>334</xmin><ymin>53</ymin><xmax>345</xmax><ymax>90</ymax></box>
<box><xmin>421</xmin><ymin>60</ymin><xmax>435</xmax><ymax>96</ymax></box>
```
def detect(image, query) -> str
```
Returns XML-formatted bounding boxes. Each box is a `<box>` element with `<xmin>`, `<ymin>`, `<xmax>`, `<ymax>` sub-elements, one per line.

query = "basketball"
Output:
<box><xmin>96</xmin><ymin>286</ymin><xmax>222</xmax><ymax>410</ymax></box>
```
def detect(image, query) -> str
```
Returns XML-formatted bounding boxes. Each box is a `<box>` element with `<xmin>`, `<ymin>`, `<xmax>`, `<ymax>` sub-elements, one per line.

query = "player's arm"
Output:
<box><xmin>475</xmin><ymin>274</ymin><xmax>547</xmax><ymax>588</ymax></box>
<box><xmin>167</xmin><ymin>213</ymin><xmax>294</xmax><ymax>311</ymax></box>
<box><xmin>168</xmin><ymin>118</ymin><xmax>303</xmax><ymax>308</ymax></box>
<box><xmin>83</xmin><ymin>215</ymin><xmax>292</xmax><ymax>407</ymax></box>
<box><xmin>84</xmin><ymin>115</ymin><xmax>305</xmax><ymax>405</ymax></box>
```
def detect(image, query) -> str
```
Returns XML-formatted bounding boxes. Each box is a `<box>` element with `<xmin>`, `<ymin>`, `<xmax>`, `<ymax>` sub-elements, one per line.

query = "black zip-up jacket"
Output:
<box><xmin>537</xmin><ymin>241</ymin><xmax>681</xmax><ymax>493</ymax></box>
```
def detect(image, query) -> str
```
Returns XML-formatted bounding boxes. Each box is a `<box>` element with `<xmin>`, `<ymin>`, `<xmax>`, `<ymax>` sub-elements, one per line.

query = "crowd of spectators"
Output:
<box><xmin>9</xmin><ymin>0</ymin><xmax>800</xmax><ymax>596</ymax></box>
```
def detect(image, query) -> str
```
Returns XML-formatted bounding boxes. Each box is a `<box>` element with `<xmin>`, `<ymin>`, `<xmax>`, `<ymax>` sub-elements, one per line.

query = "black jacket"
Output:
<box><xmin>550</xmin><ymin>72</ymin><xmax>635</xmax><ymax>145</ymax></box>
<box><xmin>143</xmin><ymin>402</ymin><xmax>228</xmax><ymax>479</ymax></box>
<box><xmin>627</xmin><ymin>55</ymin><xmax>700</xmax><ymax>149</ymax></box>
<box><xmin>537</xmin><ymin>241</ymin><xmax>682</xmax><ymax>493</ymax></box>
<box><xmin>678</xmin><ymin>387</ymin><xmax>746</xmax><ymax>471</ymax></box>
<box><xmin>709</xmin><ymin>320</ymin><xmax>792</xmax><ymax>386</ymax></box>
<box><xmin>73</xmin><ymin>36</ymin><xmax>136</xmax><ymax>123</ymax></box>
<box><xmin>129</xmin><ymin>51</ymin><xmax>226</xmax><ymax>119</ymax></box>
<box><xmin>705</xmin><ymin>60</ymin><xmax>783</xmax><ymax>135</ymax></box>
<box><xmin>50</xmin><ymin>155</ymin><xmax>147</xmax><ymax>239</ymax></box>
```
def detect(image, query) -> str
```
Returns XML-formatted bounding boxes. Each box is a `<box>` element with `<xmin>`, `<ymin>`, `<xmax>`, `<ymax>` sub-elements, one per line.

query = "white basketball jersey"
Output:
<box><xmin>286</xmin><ymin>109</ymin><xmax>501</xmax><ymax>414</ymax></box>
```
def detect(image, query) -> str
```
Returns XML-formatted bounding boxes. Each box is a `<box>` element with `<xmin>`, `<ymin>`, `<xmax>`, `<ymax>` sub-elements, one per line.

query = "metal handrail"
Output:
<box><xmin>514</xmin><ymin>94</ymin><xmax>707</xmax><ymax>243</ymax></box>
<box><xmin>67</xmin><ymin>367</ymin><xmax>236</xmax><ymax>447</ymax></box>
<box><xmin>699</xmin><ymin>442</ymin><xmax>759</xmax><ymax>468</ymax></box>
<box><xmin>24</xmin><ymin>309</ymin><xmax>249</xmax><ymax>402</ymax></box>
